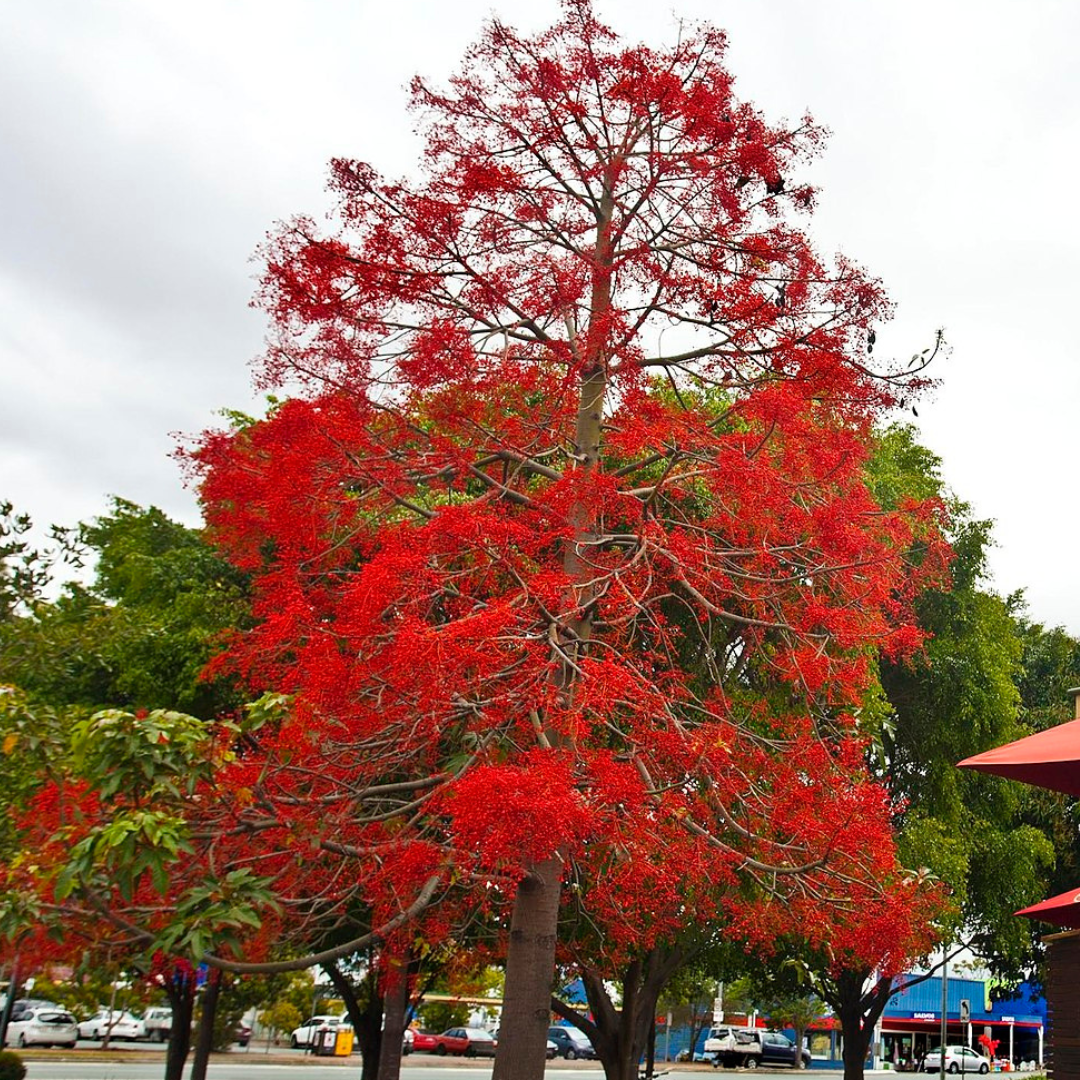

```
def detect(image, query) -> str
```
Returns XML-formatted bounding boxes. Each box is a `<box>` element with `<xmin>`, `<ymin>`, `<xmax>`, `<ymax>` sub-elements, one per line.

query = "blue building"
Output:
<box><xmin>877</xmin><ymin>974</ymin><xmax>1044</xmax><ymax>1069</ymax></box>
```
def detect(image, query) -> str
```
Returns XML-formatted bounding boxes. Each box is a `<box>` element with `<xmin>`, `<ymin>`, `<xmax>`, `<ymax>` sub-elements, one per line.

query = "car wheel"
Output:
<box><xmin>744</xmin><ymin>1055</ymin><xmax>760</xmax><ymax>1068</ymax></box>
<box><xmin>64</xmin><ymin>1042</ymin><xmax>76</xmax><ymax>1050</ymax></box>
<box><xmin>949</xmin><ymin>1064</ymin><xmax>960</xmax><ymax>1074</ymax></box>
<box><xmin>979</xmin><ymin>1066</ymin><xmax>989</xmax><ymax>1075</ymax></box>
<box><xmin>17</xmin><ymin>1035</ymin><xmax>27</xmax><ymax>1048</ymax></box>
<box><xmin>290</xmin><ymin>1035</ymin><xmax>300</xmax><ymax>1049</ymax></box>
<box><xmin>436</xmin><ymin>1044</ymin><xmax>447</xmax><ymax>1056</ymax></box>
<box><xmin>567</xmin><ymin>1047</ymin><xmax>577</xmax><ymax>1060</ymax></box>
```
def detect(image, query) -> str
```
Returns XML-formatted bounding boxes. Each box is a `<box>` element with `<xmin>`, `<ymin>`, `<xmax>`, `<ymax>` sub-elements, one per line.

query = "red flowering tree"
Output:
<box><xmin>133</xmin><ymin>3</ymin><xmax>944</xmax><ymax>1078</ymax></box>
<box><xmin>184</xmin><ymin>2</ymin><xmax>950</xmax><ymax>1075</ymax></box>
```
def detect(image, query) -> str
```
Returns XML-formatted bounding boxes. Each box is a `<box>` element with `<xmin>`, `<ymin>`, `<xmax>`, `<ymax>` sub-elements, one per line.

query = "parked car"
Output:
<box><xmin>141</xmin><ymin>1006</ymin><xmax>172</xmax><ymax>1042</ymax></box>
<box><xmin>403</xmin><ymin>1028</ymin><xmax>439</xmax><ymax>1054</ymax></box>
<box><xmin>8</xmin><ymin>999</ymin><xmax>58</xmax><ymax>1023</ymax></box>
<box><xmin>432</xmin><ymin>1026</ymin><xmax>498</xmax><ymax>1057</ymax></box>
<box><xmin>548</xmin><ymin>1025</ymin><xmax>596</xmax><ymax>1059</ymax></box>
<box><xmin>234</xmin><ymin>1021</ymin><xmax>252</xmax><ymax>1047</ymax></box>
<box><xmin>758</xmin><ymin>1031</ymin><xmax>812</xmax><ymax>1068</ymax></box>
<box><xmin>547</xmin><ymin>1039</ymin><xmax>558</xmax><ymax>1059</ymax></box>
<box><xmin>4</xmin><ymin>1006</ymin><xmax>78</xmax><ymax>1048</ymax></box>
<box><xmin>922</xmin><ymin>1046</ymin><xmax>990</xmax><ymax>1074</ymax></box>
<box><xmin>290</xmin><ymin>1014</ymin><xmax>348</xmax><ymax>1049</ymax></box>
<box><xmin>77</xmin><ymin>1009</ymin><xmax>145</xmax><ymax>1041</ymax></box>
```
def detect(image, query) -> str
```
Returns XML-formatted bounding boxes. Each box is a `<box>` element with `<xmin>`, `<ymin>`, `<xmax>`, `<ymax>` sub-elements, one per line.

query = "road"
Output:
<box><xmin>17</xmin><ymin>1061</ymin><xmax>734</xmax><ymax>1080</ymax></box>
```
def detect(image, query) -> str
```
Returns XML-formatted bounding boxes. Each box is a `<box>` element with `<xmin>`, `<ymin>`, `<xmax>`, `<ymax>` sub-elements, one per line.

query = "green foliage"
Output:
<box><xmin>870</xmin><ymin>425</ymin><xmax>1055</xmax><ymax>982</ymax></box>
<box><xmin>0</xmin><ymin>1050</ymin><xmax>27</xmax><ymax>1080</ymax></box>
<box><xmin>1011</xmin><ymin>618</ymin><xmax>1080</xmax><ymax>900</ymax></box>
<box><xmin>260</xmin><ymin>1000</ymin><xmax>303</xmax><ymax>1041</ymax></box>
<box><xmin>153</xmin><ymin>868</ymin><xmax>279</xmax><ymax>961</ymax></box>
<box><xmin>418</xmin><ymin>999</ymin><xmax>469</xmax><ymax>1032</ymax></box>
<box><xmin>866</xmin><ymin>424</ymin><xmax>945</xmax><ymax>510</ymax></box>
<box><xmin>0</xmin><ymin>499</ymin><xmax>250</xmax><ymax>719</ymax></box>
<box><xmin>0</xmin><ymin>501</ymin><xmax>81</xmax><ymax>623</ymax></box>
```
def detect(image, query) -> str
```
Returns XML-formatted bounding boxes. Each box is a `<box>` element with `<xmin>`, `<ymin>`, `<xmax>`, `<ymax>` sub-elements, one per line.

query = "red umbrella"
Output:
<box><xmin>956</xmin><ymin>715</ymin><xmax>1080</xmax><ymax>797</ymax></box>
<box><xmin>1015</xmin><ymin>885</ymin><xmax>1080</xmax><ymax>929</ymax></box>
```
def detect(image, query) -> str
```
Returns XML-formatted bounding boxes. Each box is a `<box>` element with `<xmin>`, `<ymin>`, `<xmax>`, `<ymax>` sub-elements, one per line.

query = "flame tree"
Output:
<box><xmin>189</xmin><ymin>3</ymin><xmax>951</xmax><ymax>1074</ymax></box>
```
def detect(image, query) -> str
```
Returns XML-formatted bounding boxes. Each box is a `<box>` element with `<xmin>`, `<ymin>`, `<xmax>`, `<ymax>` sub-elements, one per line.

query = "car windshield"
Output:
<box><xmin>469</xmin><ymin>1030</ymin><xmax>495</xmax><ymax>1041</ymax></box>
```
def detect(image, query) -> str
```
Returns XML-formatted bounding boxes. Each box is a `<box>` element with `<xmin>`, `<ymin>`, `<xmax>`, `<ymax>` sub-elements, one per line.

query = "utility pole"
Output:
<box><xmin>940</xmin><ymin>955</ymin><xmax>949</xmax><ymax>1055</ymax></box>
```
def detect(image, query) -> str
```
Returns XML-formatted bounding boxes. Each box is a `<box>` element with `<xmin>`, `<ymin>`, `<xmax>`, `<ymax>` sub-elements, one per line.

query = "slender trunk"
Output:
<box><xmin>0</xmin><ymin>957</ymin><xmax>19</xmax><ymax>1049</ymax></box>
<box><xmin>645</xmin><ymin>1016</ymin><xmax>657</xmax><ymax>1076</ymax></box>
<box><xmin>163</xmin><ymin>970</ymin><xmax>195</xmax><ymax>1080</ymax></box>
<box><xmin>190</xmin><ymin>965</ymin><xmax>221</xmax><ymax>1080</ymax></box>
<box><xmin>794</xmin><ymin>1022</ymin><xmax>807</xmax><ymax>1069</ymax></box>
<box><xmin>324</xmin><ymin>961</ymin><xmax>381</xmax><ymax>1080</ymax></box>
<box><xmin>492</xmin><ymin>856</ymin><xmax>563</xmax><ymax>1080</ymax></box>
<box><xmin>376</xmin><ymin>951</ymin><xmax>410</xmax><ymax>1080</ymax></box>
<box><xmin>493</xmin><ymin>176</ymin><xmax>615</xmax><ymax>1080</ymax></box>
<box><xmin>102</xmin><ymin>976</ymin><xmax>120</xmax><ymax>1051</ymax></box>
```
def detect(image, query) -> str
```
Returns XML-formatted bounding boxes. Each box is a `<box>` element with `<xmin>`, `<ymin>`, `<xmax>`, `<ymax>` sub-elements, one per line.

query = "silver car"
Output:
<box><xmin>5</xmin><ymin>1006</ymin><xmax>79</xmax><ymax>1048</ymax></box>
<box><xmin>923</xmin><ymin>1046</ymin><xmax>990</xmax><ymax>1074</ymax></box>
<box><xmin>77</xmin><ymin>1008</ymin><xmax>145</xmax><ymax>1041</ymax></box>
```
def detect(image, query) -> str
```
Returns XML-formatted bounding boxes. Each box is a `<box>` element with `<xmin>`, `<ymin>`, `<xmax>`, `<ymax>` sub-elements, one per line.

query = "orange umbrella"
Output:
<box><xmin>956</xmin><ymin>716</ymin><xmax>1080</xmax><ymax>797</ymax></box>
<box><xmin>1015</xmin><ymin>885</ymin><xmax>1080</xmax><ymax>929</ymax></box>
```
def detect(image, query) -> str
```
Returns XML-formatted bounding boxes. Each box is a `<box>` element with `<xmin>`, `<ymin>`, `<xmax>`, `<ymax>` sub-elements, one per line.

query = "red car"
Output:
<box><xmin>432</xmin><ymin>1027</ymin><xmax>498</xmax><ymax>1057</ymax></box>
<box><xmin>403</xmin><ymin>1029</ymin><xmax>439</xmax><ymax>1054</ymax></box>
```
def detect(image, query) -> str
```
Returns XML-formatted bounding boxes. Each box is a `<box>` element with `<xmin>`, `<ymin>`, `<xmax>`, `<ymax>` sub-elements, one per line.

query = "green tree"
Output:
<box><xmin>873</xmin><ymin>426</ymin><xmax>1054</xmax><ymax>979</ymax></box>
<box><xmin>1013</xmin><ymin>618</ymin><xmax>1080</xmax><ymax>900</ymax></box>
<box><xmin>0</xmin><ymin>499</ymin><xmax>249</xmax><ymax>718</ymax></box>
<box><xmin>260</xmin><ymin>1000</ymin><xmax>302</xmax><ymax>1045</ymax></box>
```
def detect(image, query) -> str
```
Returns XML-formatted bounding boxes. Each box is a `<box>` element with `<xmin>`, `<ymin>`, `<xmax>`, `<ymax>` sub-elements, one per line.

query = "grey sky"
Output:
<box><xmin>3</xmin><ymin>1</ymin><xmax>1078</xmax><ymax>631</ymax></box>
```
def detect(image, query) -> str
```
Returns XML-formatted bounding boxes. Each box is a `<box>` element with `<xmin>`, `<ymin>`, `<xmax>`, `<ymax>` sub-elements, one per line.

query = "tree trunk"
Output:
<box><xmin>190</xmin><ymin>965</ymin><xmax>221</xmax><ymax>1080</ymax></box>
<box><xmin>0</xmin><ymin>959</ymin><xmax>19</xmax><ymax>1050</ymax></box>
<box><xmin>376</xmin><ymin>952</ymin><xmax>410</xmax><ymax>1080</ymax></box>
<box><xmin>325</xmin><ymin>961</ymin><xmax>381</xmax><ymax>1080</ymax></box>
<box><xmin>163</xmin><ymin>969</ymin><xmax>196</xmax><ymax>1080</ymax></box>
<box><xmin>492</xmin><ymin>856</ymin><xmax>563</xmax><ymax>1080</ymax></box>
<box><xmin>493</xmin><ymin>194</ymin><xmax>613</xmax><ymax>1080</ymax></box>
<box><xmin>840</xmin><ymin>1003</ymin><xmax>872</xmax><ymax>1080</ymax></box>
<box><xmin>825</xmin><ymin>969</ymin><xmax>895</xmax><ymax>1080</ymax></box>
<box><xmin>794</xmin><ymin>1021</ymin><xmax>807</xmax><ymax>1069</ymax></box>
<box><xmin>567</xmin><ymin>947</ymin><xmax>686</xmax><ymax>1080</ymax></box>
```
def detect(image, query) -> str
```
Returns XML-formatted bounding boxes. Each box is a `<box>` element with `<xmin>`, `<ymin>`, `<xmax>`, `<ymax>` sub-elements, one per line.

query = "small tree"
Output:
<box><xmin>259</xmin><ymin>1000</ymin><xmax>302</xmax><ymax>1046</ymax></box>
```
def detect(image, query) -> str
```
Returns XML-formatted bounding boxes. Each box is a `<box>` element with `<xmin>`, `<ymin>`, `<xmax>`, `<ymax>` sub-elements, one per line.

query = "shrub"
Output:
<box><xmin>0</xmin><ymin>1050</ymin><xmax>27</xmax><ymax>1080</ymax></box>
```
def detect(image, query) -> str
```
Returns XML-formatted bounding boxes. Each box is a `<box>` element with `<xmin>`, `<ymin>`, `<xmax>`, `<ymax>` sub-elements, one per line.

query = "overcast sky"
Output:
<box><xmin>3</xmin><ymin>1</ymin><xmax>1078</xmax><ymax>632</ymax></box>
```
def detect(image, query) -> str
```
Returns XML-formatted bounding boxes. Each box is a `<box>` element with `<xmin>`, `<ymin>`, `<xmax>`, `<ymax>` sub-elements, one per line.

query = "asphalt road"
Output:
<box><xmin>16</xmin><ymin>1061</ymin><xmax>728</xmax><ymax>1080</ymax></box>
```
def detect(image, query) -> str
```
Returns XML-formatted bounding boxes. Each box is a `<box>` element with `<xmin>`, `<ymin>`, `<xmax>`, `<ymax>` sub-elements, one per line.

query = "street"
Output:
<box><xmin>17</xmin><ymin>1062</ymin><xmax>728</xmax><ymax>1080</ymax></box>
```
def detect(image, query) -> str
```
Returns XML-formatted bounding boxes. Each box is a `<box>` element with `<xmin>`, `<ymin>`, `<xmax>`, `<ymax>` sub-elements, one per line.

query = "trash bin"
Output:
<box><xmin>314</xmin><ymin>1026</ymin><xmax>338</xmax><ymax>1056</ymax></box>
<box><xmin>334</xmin><ymin>1028</ymin><xmax>354</xmax><ymax>1056</ymax></box>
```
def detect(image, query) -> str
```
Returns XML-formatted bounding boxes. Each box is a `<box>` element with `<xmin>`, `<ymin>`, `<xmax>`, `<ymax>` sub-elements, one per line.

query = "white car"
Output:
<box><xmin>4</xmin><ymin>1006</ymin><xmax>79</xmax><ymax>1048</ymax></box>
<box><xmin>290</xmin><ymin>1014</ymin><xmax>348</xmax><ymax>1049</ymax></box>
<box><xmin>77</xmin><ymin>1008</ymin><xmax>145</xmax><ymax>1041</ymax></box>
<box><xmin>141</xmin><ymin>1005</ymin><xmax>173</xmax><ymax>1042</ymax></box>
<box><xmin>923</xmin><ymin>1046</ymin><xmax>990</xmax><ymax>1074</ymax></box>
